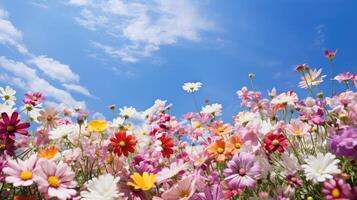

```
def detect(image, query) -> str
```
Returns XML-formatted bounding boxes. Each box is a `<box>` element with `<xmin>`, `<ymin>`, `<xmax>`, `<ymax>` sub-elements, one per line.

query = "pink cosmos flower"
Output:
<box><xmin>298</xmin><ymin>68</ymin><xmax>326</xmax><ymax>89</ymax></box>
<box><xmin>33</xmin><ymin>159</ymin><xmax>77</xmax><ymax>199</ymax></box>
<box><xmin>322</xmin><ymin>178</ymin><xmax>352</xmax><ymax>200</ymax></box>
<box><xmin>285</xmin><ymin>119</ymin><xmax>310</xmax><ymax>136</ymax></box>
<box><xmin>334</xmin><ymin>72</ymin><xmax>355</xmax><ymax>83</ymax></box>
<box><xmin>324</xmin><ymin>50</ymin><xmax>337</xmax><ymax>61</ymax></box>
<box><xmin>23</xmin><ymin>92</ymin><xmax>45</xmax><ymax>106</ymax></box>
<box><xmin>161</xmin><ymin>175</ymin><xmax>197</xmax><ymax>200</ymax></box>
<box><xmin>3</xmin><ymin>154</ymin><xmax>37</xmax><ymax>186</ymax></box>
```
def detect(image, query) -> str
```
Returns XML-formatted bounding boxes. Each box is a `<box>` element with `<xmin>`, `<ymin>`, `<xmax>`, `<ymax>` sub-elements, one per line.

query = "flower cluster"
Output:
<box><xmin>0</xmin><ymin>50</ymin><xmax>356</xmax><ymax>200</ymax></box>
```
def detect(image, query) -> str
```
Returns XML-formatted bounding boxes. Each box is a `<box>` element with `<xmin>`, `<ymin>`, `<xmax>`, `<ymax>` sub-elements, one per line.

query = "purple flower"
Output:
<box><xmin>193</xmin><ymin>184</ymin><xmax>224</xmax><ymax>200</ymax></box>
<box><xmin>322</xmin><ymin>178</ymin><xmax>352</xmax><ymax>200</ymax></box>
<box><xmin>23</xmin><ymin>92</ymin><xmax>45</xmax><ymax>106</ymax></box>
<box><xmin>328</xmin><ymin>127</ymin><xmax>357</xmax><ymax>157</ymax></box>
<box><xmin>223</xmin><ymin>152</ymin><xmax>260</xmax><ymax>189</ymax></box>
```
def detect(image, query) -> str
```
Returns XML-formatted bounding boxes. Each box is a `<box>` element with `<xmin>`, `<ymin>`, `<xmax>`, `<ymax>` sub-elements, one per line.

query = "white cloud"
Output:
<box><xmin>28</xmin><ymin>55</ymin><xmax>79</xmax><ymax>83</ymax></box>
<box><xmin>62</xmin><ymin>83</ymin><xmax>92</xmax><ymax>97</ymax></box>
<box><xmin>0</xmin><ymin>56</ymin><xmax>86</xmax><ymax>108</ymax></box>
<box><xmin>68</xmin><ymin>0</ymin><xmax>93</xmax><ymax>6</ymax></box>
<box><xmin>0</xmin><ymin>9</ymin><xmax>30</xmax><ymax>55</ymax></box>
<box><xmin>70</xmin><ymin>0</ymin><xmax>213</xmax><ymax>62</ymax></box>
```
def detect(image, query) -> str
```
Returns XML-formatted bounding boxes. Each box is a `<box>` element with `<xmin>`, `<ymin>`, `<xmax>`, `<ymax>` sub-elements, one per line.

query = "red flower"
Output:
<box><xmin>158</xmin><ymin>133</ymin><xmax>174</xmax><ymax>158</ymax></box>
<box><xmin>263</xmin><ymin>132</ymin><xmax>288</xmax><ymax>153</ymax></box>
<box><xmin>110</xmin><ymin>131</ymin><xmax>137</xmax><ymax>157</ymax></box>
<box><xmin>0</xmin><ymin>112</ymin><xmax>30</xmax><ymax>139</ymax></box>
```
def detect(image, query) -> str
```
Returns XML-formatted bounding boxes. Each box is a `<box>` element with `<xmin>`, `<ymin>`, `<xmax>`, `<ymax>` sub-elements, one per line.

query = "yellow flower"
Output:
<box><xmin>127</xmin><ymin>172</ymin><xmax>156</xmax><ymax>191</ymax></box>
<box><xmin>87</xmin><ymin>120</ymin><xmax>108</xmax><ymax>133</ymax></box>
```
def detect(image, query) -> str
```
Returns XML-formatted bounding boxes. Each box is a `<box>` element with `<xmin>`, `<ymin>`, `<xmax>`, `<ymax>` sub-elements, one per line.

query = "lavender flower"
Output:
<box><xmin>224</xmin><ymin>152</ymin><xmax>260</xmax><ymax>189</ymax></box>
<box><xmin>193</xmin><ymin>184</ymin><xmax>224</xmax><ymax>200</ymax></box>
<box><xmin>328</xmin><ymin>127</ymin><xmax>357</xmax><ymax>157</ymax></box>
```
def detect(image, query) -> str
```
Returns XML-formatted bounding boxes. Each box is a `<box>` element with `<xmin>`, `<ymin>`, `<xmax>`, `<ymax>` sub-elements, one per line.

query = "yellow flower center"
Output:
<box><xmin>235</xmin><ymin>143</ymin><xmax>241</xmax><ymax>149</ymax></box>
<box><xmin>20</xmin><ymin>171</ymin><xmax>32</xmax><ymax>180</ymax></box>
<box><xmin>331</xmin><ymin>188</ymin><xmax>340</xmax><ymax>198</ymax></box>
<box><xmin>32</xmin><ymin>96</ymin><xmax>38</xmax><ymax>101</ymax></box>
<box><xmin>217</xmin><ymin>126</ymin><xmax>225</xmax><ymax>133</ymax></box>
<box><xmin>6</xmin><ymin>125</ymin><xmax>15</xmax><ymax>132</ymax></box>
<box><xmin>48</xmin><ymin>176</ymin><xmax>60</xmax><ymax>188</ymax></box>
<box><xmin>194</xmin><ymin>122</ymin><xmax>201</xmax><ymax>129</ymax></box>
<box><xmin>306</xmin><ymin>197</ymin><xmax>313</xmax><ymax>200</ymax></box>
<box><xmin>179</xmin><ymin>190</ymin><xmax>189</xmax><ymax>197</ymax></box>
<box><xmin>0</xmin><ymin>144</ymin><xmax>6</xmax><ymax>150</ymax></box>
<box><xmin>119</xmin><ymin>141</ymin><xmax>126</xmax><ymax>147</ymax></box>
<box><xmin>272</xmin><ymin>139</ymin><xmax>280</xmax><ymax>146</ymax></box>
<box><xmin>4</xmin><ymin>95</ymin><xmax>10</xmax><ymax>100</ymax></box>
<box><xmin>294</xmin><ymin>130</ymin><xmax>302</xmax><ymax>135</ymax></box>
<box><xmin>216</xmin><ymin>147</ymin><xmax>224</xmax><ymax>154</ymax></box>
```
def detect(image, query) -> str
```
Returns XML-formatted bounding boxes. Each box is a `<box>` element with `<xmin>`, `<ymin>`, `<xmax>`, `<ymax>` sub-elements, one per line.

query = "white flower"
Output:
<box><xmin>182</xmin><ymin>82</ymin><xmax>202</xmax><ymax>93</ymax></box>
<box><xmin>157</xmin><ymin>161</ymin><xmax>188</xmax><ymax>182</ymax></box>
<box><xmin>111</xmin><ymin>117</ymin><xmax>125</xmax><ymax>128</ymax></box>
<box><xmin>301</xmin><ymin>153</ymin><xmax>341</xmax><ymax>183</ymax></box>
<box><xmin>0</xmin><ymin>103</ymin><xmax>15</xmax><ymax>114</ymax></box>
<box><xmin>81</xmin><ymin>174</ymin><xmax>122</xmax><ymax>200</ymax></box>
<box><xmin>49</xmin><ymin>124</ymin><xmax>76</xmax><ymax>140</ymax></box>
<box><xmin>298</xmin><ymin>68</ymin><xmax>326</xmax><ymax>89</ymax></box>
<box><xmin>234</xmin><ymin>111</ymin><xmax>258</xmax><ymax>126</ymax></box>
<box><xmin>0</xmin><ymin>86</ymin><xmax>16</xmax><ymax>105</ymax></box>
<box><xmin>119</xmin><ymin>106</ymin><xmax>137</xmax><ymax>119</ymax></box>
<box><xmin>22</xmin><ymin>104</ymin><xmax>41</xmax><ymax>122</ymax></box>
<box><xmin>201</xmin><ymin>103</ymin><xmax>222</xmax><ymax>116</ymax></box>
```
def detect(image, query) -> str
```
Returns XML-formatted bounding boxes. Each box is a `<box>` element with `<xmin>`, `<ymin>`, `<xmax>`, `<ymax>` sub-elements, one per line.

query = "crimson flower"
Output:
<box><xmin>0</xmin><ymin>112</ymin><xmax>30</xmax><ymax>139</ymax></box>
<box><xmin>263</xmin><ymin>132</ymin><xmax>288</xmax><ymax>153</ymax></box>
<box><xmin>23</xmin><ymin>92</ymin><xmax>45</xmax><ymax>106</ymax></box>
<box><xmin>324</xmin><ymin>50</ymin><xmax>337</xmax><ymax>61</ymax></box>
<box><xmin>158</xmin><ymin>133</ymin><xmax>174</xmax><ymax>158</ymax></box>
<box><xmin>0</xmin><ymin>137</ymin><xmax>16</xmax><ymax>156</ymax></box>
<box><xmin>110</xmin><ymin>131</ymin><xmax>137</xmax><ymax>157</ymax></box>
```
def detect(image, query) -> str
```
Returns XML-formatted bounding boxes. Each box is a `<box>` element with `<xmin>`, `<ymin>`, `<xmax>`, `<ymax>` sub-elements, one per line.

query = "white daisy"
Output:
<box><xmin>157</xmin><ymin>161</ymin><xmax>188</xmax><ymax>182</ymax></box>
<box><xmin>49</xmin><ymin>124</ymin><xmax>76</xmax><ymax>140</ymax></box>
<box><xmin>298</xmin><ymin>68</ymin><xmax>326</xmax><ymax>89</ymax></box>
<box><xmin>201</xmin><ymin>103</ymin><xmax>222</xmax><ymax>116</ymax></box>
<box><xmin>301</xmin><ymin>153</ymin><xmax>341</xmax><ymax>183</ymax></box>
<box><xmin>111</xmin><ymin>117</ymin><xmax>125</xmax><ymax>128</ymax></box>
<box><xmin>119</xmin><ymin>106</ymin><xmax>137</xmax><ymax>119</ymax></box>
<box><xmin>182</xmin><ymin>82</ymin><xmax>202</xmax><ymax>93</ymax></box>
<box><xmin>0</xmin><ymin>103</ymin><xmax>15</xmax><ymax>114</ymax></box>
<box><xmin>0</xmin><ymin>86</ymin><xmax>16</xmax><ymax>105</ymax></box>
<box><xmin>81</xmin><ymin>174</ymin><xmax>122</xmax><ymax>200</ymax></box>
<box><xmin>22</xmin><ymin>104</ymin><xmax>41</xmax><ymax>122</ymax></box>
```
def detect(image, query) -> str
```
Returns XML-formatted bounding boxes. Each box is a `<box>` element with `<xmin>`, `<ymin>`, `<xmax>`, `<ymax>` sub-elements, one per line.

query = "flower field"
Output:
<box><xmin>0</xmin><ymin>51</ymin><xmax>356</xmax><ymax>200</ymax></box>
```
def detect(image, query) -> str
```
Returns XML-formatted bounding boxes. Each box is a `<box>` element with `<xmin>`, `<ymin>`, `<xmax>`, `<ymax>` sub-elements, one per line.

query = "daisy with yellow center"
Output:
<box><xmin>87</xmin><ymin>120</ymin><xmax>108</xmax><ymax>133</ymax></box>
<box><xmin>127</xmin><ymin>172</ymin><xmax>156</xmax><ymax>191</ymax></box>
<box><xmin>206</xmin><ymin>139</ymin><xmax>231</xmax><ymax>162</ymax></box>
<box><xmin>39</xmin><ymin>145</ymin><xmax>59</xmax><ymax>160</ymax></box>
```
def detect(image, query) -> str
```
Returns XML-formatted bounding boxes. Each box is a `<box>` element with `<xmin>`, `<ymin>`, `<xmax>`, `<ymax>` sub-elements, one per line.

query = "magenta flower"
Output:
<box><xmin>2</xmin><ymin>154</ymin><xmax>37</xmax><ymax>186</ymax></box>
<box><xmin>324</xmin><ymin>50</ymin><xmax>337</xmax><ymax>61</ymax></box>
<box><xmin>0</xmin><ymin>137</ymin><xmax>16</xmax><ymax>156</ymax></box>
<box><xmin>322</xmin><ymin>178</ymin><xmax>352</xmax><ymax>200</ymax></box>
<box><xmin>328</xmin><ymin>127</ymin><xmax>357</xmax><ymax>157</ymax></box>
<box><xmin>23</xmin><ymin>92</ymin><xmax>45</xmax><ymax>106</ymax></box>
<box><xmin>194</xmin><ymin>184</ymin><xmax>224</xmax><ymax>200</ymax></box>
<box><xmin>33</xmin><ymin>159</ymin><xmax>77</xmax><ymax>199</ymax></box>
<box><xmin>224</xmin><ymin>152</ymin><xmax>260</xmax><ymax>189</ymax></box>
<box><xmin>0</xmin><ymin>112</ymin><xmax>30</xmax><ymax>139</ymax></box>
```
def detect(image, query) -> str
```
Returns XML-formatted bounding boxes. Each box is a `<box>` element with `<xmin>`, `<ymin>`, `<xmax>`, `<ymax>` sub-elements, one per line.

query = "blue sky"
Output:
<box><xmin>0</xmin><ymin>0</ymin><xmax>356</xmax><ymax>121</ymax></box>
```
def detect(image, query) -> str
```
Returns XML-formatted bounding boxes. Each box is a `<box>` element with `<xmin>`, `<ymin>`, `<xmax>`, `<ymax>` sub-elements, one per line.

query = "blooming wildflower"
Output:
<box><xmin>263</xmin><ymin>132</ymin><xmax>288</xmax><ymax>153</ymax></box>
<box><xmin>158</xmin><ymin>133</ymin><xmax>174</xmax><ymax>158</ymax></box>
<box><xmin>322</xmin><ymin>178</ymin><xmax>352</xmax><ymax>200</ymax></box>
<box><xmin>193</xmin><ymin>184</ymin><xmax>224</xmax><ymax>200</ymax></box>
<box><xmin>271</xmin><ymin>91</ymin><xmax>298</xmax><ymax>110</ymax></box>
<box><xmin>34</xmin><ymin>128</ymin><xmax>50</xmax><ymax>147</ymax></box>
<box><xmin>328</xmin><ymin>127</ymin><xmax>357</xmax><ymax>157</ymax></box>
<box><xmin>33</xmin><ymin>159</ymin><xmax>77</xmax><ymax>199</ymax></box>
<box><xmin>301</xmin><ymin>153</ymin><xmax>341</xmax><ymax>183</ymax></box>
<box><xmin>110</xmin><ymin>131</ymin><xmax>137</xmax><ymax>157</ymax></box>
<box><xmin>49</xmin><ymin>124</ymin><xmax>76</xmax><ymax>140</ymax></box>
<box><xmin>3</xmin><ymin>154</ymin><xmax>37</xmax><ymax>186</ymax></box>
<box><xmin>334</xmin><ymin>72</ymin><xmax>355</xmax><ymax>83</ymax></box>
<box><xmin>208</xmin><ymin>121</ymin><xmax>234</xmax><ymax>136</ymax></box>
<box><xmin>127</xmin><ymin>172</ymin><xmax>156</xmax><ymax>191</ymax></box>
<box><xmin>161</xmin><ymin>176</ymin><xmax>196</xmax><ymax>200</ymax></box>
<box><xmin>324</xmin><ymin>50</ymin><xmax>337</xmax><ymax>61</ymax></box>
<box><xmin>207</xmin><ymin>139</ymin><xmax>231</xmax><ymax>162</ymax></box>
<box><xmin>298</xmin><ymin>68</ymin><xmax>326</xmax><ymax>89</ymax></box>
<box><xmin>81</xmin><ymin>174</ymin><xmax>122</xmax><ymax>200</ymax></box>
<box><xmin>23</xmin><ymin>92</ymin><xmax>45</xmax><ymax>106</ymax></box>
<box><xmin>201</xmin><ymin>103</ymin><xmax>222</xmax><ymax>116</ymax></box>
<box><xmin>225</xmin><ymin>134</ymin><xmax>243</xmax><ymax>155</ymax></box>
<box><xmin>294</xmin><ymin>64</ymin><xmax>309</xmax><ymax>72</ymax></box>
<box><xmin>38</xmin><ymin>145</ymin><xmax>59</xmax><ymax>160</ymax></box>
<box><xmin>0</xmin><ymin>86</ymin><xmax>16</xmax><ymax>105</ymax></box>
<box><xmin>224</xmin><ymin>152</ymin><xmax>260</xmax><ymax>189</ymax></box>
<box><xmin>111</xmin><ymin>117</ymin><xmax>125</xmax><ymax>128</ymax></box>
<box><xmin>0</xmin><ymin>112</ymin><xmax>30</xmax><ymax>139</ymax></box>
<box><xmin>87</xmin><ymin>119</ymin><xmax>108</xmax><ymax>133</ymax></box>
<box><xmin>37</xmin><ymin>108</ymin><xmax>59</xmax><ymax>130</ymax></box>
<box><xmin>0</xmin><ymin>137</ymin><xmax>16</xmax><ymax>156</ymax></box>
<box><xmin>182</xmin><ymin>82</ymin><xmax>202</xmax><ymax>93</ymax></box>
<box><xmin>156</xmin><ymin>161</ymin><xmax>188</xmax><ymax>182</ymax></box>
<box><xmin>119</xmin><ymin>106</ymin><xmax>137</xmax><ymax>119</ymax></box>
<box><xmin>285</xmin><ymin>119</ymin><xmax>310</xmax><ymax>136</ymax></box>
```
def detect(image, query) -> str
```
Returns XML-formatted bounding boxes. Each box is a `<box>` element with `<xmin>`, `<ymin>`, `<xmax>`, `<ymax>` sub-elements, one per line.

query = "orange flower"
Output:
<box><xmin>206</xmin><ymin>139</ymin><xmax>231</xmax><ymax>162</ymax></box>
<box><xmin>226</xmin><ymin>135</ymin><xmax>243</xmax><ymax>155</ymax></box>
<box><xmin>39</xmin><ymin>145</ymin><xmax>58</xmax><ymax>159</ymax></box>
<box><xmin>208</xmin><ymin>121</ymin><xmax>234</xmax><ymax>136</ymax></box>
<box><xmin>13</xmin><ymin>196</ymin><xmax>37</xmax><ymax>200</ymax></box>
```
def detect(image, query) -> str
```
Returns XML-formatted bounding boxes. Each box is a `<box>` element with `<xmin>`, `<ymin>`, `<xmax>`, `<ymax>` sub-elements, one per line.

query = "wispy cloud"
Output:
<box><xmin>0</xmin><ymin>7</ymin><xmax>92</xmax><ymax>108</ymax></box>
<box><xmin>67</xmin><ymin>0</ymin><xmax>214</xmax><ymax>62</ymax></box>
<box><xmin>314</xmin><ymin>24</ymin><xmax>325</xmax><ymax>48</ymax></box>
